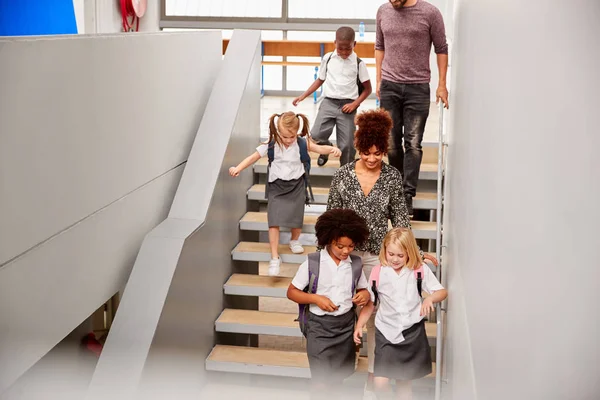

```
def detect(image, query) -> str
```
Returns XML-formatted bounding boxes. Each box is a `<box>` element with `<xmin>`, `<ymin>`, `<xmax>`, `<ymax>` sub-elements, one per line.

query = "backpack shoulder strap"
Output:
<box><xmin>349</xmin><ymin>255</ymin><xmax>363</xmax><ymax>294</ymax></box>
<box><xmin>323</xmin><ymin>52</ymin><xmax>334</xmax><ymax>79</ymax></box>
<box><xmin>307</xmin><ymin>252</ymin><xmax>321</xmax><ymax>294</ymax></box>
<box><xmin>369</xmin><ymin>264</ymin><xmax>382</xmax><ymax>306</ymax></box>
<box><xmin>265</xmin><ymin>140</ymin><xmax>277</xmax><ymax>199</ymax></box>
<box><xmin>267</xmin><ymin>140</ymin><xmax>275</xmax><ymax>164</ymax></box>
<box><xmin>414</xmin><ymin>264</ymin><xmax>424</xmax><ymax>298</ymax></box>
<box><xmin>297</xmin><ymin>137</ymin><xmax>310</xmax><ymax>163</ymax></box>
<box><xmin>297</xmin><ymin>137</ymin><xmax>315</xmax><ymax>203</ymax></box>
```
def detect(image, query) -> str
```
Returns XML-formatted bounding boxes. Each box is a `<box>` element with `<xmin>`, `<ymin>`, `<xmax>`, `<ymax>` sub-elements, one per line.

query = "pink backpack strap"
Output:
<box><xmin>369</xmin><ymin>265</ymin><xmax>382</xmax><ymax>305</ymax></box>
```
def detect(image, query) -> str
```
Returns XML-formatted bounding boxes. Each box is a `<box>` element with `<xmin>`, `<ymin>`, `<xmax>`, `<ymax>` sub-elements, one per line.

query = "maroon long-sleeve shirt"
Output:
<box><xmin>376</xmin><ymin>0</ymin><xmax>448</xmax><ymax>84</ymax></box>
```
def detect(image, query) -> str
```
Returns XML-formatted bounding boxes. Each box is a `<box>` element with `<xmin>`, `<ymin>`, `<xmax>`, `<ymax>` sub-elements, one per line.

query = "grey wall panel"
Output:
<box><xmin>0</xmin><ymin>166</ymin><xmax>183</xmax><ymax>394</ymax></box>
<box><xmin>138</xmin><ymin>75</ymin><xmax>260</xmax><ymax>397</ymax></box>
<box><xmin>0</xmin><ymin>31</ymin><xmax>221</xmax><ymax>266</ymax></box>
<box><xmin>442</xmin><ymin>1</ymin><xmax>600</xmax><ymax>399</ymax></box>
<box><xmin>85</xmin><ymin>30</ymin><xmax>262</xmax><ymax>400</ymax></box>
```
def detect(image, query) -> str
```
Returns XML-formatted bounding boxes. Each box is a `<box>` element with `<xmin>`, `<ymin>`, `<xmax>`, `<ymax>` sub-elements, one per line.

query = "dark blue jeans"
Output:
<box><xmin>380</xmin><ymin>80</ymin><xmax>430</xmax><ymax>198</ymax></box>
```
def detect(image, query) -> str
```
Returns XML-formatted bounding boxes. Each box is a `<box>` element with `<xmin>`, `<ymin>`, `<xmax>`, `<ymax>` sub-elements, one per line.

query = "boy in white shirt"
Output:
<box><xmin>293</xmin><ymin>26</ymin><xmax>372</xmax><ymax>167</ymax></box>
<box><xmin>287</xmin><ymin>209</ymin><xmax>371</xmax><ymax>396</ymax></box>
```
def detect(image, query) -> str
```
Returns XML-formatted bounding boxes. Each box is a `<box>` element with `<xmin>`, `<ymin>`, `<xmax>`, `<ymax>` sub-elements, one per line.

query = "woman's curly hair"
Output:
<box><xmin>354</xmin><ymin>109</ymin><xmax>393</xmax><ymax>154</ymax></box>
<box><xmin>315</xmin><ymin>209</ymin><xmax>370</xmax><ymax>248</ymax></box>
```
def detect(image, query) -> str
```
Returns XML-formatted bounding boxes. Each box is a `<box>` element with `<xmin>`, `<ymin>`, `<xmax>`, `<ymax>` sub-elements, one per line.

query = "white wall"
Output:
<box><xmin>82</xmin><ymin>0</ymin><xmax>160</xmax><ymax>33</ymax></box>
<box><xmin>442</xmin><ymin>1</ymin><xmax>600</xmax><ymax>399</ymax></box>
<box><xmin>0</xmin><ymin>31</ymin><xmax>222</xmax><ymax>394</ymax></box>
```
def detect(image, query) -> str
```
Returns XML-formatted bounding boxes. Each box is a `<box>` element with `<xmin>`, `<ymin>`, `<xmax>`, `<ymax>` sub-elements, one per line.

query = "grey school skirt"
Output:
<box><xmin>374</xmin><ymin>320</ymin><xmax>432</xmax><ymax>381</ymax></box>
<box><xmin>306</xmin><ymin>310</ymin><xmax>357</xmax><ymax>383</ymax></box>
<box><xmin>267</xmin><ymin>177</ymin><xmax>305</xmax><ymax>228</ymax></box>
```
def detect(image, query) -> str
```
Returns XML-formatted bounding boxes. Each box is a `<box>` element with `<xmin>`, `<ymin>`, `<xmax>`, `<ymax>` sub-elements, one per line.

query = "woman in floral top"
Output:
<box><xmin>326</xmin><ymin>108</ymin><xmax>437</xmax><ymax>394</ymax></box>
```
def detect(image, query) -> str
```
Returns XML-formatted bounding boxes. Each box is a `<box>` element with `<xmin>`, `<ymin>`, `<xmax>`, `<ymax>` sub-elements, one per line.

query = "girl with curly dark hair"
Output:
<box><xmin>287</xmin><ymin>208</ymin><xmax>371</xmax><ymax>393</ymax></box>
<box><xmin>326</xmin><ymin>108</ymin><xmax>438</xmax><ymax>393</ymax></box>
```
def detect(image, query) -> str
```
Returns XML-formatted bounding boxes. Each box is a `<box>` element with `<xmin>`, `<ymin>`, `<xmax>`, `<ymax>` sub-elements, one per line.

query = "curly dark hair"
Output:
<box><xmin>315</xmin><ymin>209</ymin><xmax>370</xmax><ymax>248</ymax></box>
<box><xmin>354</xmin><ymin>109</ymin><xmax>393</xmax><ymax>154</ymax></box>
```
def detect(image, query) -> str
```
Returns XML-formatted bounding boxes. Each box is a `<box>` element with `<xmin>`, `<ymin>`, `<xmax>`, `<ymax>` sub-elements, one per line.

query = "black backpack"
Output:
<box><xmin>324</xmin><ymin>53</ymin><xmax>366</xmax><ymax>96</ymax></box>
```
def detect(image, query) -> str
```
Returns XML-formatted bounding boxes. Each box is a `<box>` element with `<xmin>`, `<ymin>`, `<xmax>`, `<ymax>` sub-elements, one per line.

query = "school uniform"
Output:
<box><xmin>256</xmin><ymin>141</ymin><xmax>305</xmax><ymax>228</ymax></box>
<box><xmin>368</xmin><ymin>263</ymin><xmax>444</xmax><ymax>381</ymax></box>
<box><xmin>312</xmin><ymin>52</ymin><xmax>370</xmax><ymax>166</ymax></box>
<box><xmin>291</xmin><ymin>249</ymin><xmax>368</xmax><ymax>383</ymax></box>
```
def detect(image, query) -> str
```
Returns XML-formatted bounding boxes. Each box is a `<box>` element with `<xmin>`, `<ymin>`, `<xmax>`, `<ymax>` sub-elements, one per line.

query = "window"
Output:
<box><xmin>288</xmin><ymin>0</ymin><xmax>380</xmax><ymax>19</ymax></box>
<box><xmin>165</xmin><ymin>0</ymin><xmax>282</xmax><ymax>18</ymax></box>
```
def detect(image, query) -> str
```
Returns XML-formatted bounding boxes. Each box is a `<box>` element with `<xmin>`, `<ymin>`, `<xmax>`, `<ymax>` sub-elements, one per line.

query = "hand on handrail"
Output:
<box><xmin>436</xmin><ymin>85</ymin><xmax>449</xmax><ymax>109</ymax></box>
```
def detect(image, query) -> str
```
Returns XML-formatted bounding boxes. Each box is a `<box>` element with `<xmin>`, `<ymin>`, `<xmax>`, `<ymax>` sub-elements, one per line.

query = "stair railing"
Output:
<box><xmin>434</xmin><ymin>102</ymin><xmax>448</xmax><ymax>400</ymax></box>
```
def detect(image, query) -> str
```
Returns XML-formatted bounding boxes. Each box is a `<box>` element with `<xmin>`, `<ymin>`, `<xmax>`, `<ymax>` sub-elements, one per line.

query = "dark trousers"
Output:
<box><xmin>311</xmin><ymin>97</ymin><xmax>357</xmax><ymax>166</ymax></box>
<box><xmin>379</xmin><ymin>80</ymin><xmax>430</xmax><ymax>198</ymax></box>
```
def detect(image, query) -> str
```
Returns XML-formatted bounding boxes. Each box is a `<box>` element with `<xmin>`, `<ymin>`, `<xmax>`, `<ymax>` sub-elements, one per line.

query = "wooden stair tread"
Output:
<box><xmin>218</xmin><ymin>309</ymin><xmax>298</xmax><ymax>329</ymax></box>
<box><xmin>251</xmin><ymin>185</ymin><xmax>437</xmax><ymax>202</ymax></box>
<box><xmin>255</xmin><ymin>157</ymin><xmax>438</xmax><ymax>178</ymax></box>
<box><xmin>207</xmin><ymin>345</ymin><xmax>435</xmax><ymax>378</ymax></box>
<box><xmin>216</xmin><ymin>308</ymin><xmax>437</xmax><ymax>339</ymax></box>
<box><xmin>248</xmin><ymin>184</ymin><xmax>438</xmax><ymax>209</ymax></box>
<box><xmin>242</xmin><ymin>211</ymin><xmax>435</xmax><ymax>229</ymax></box>
<box><xmin>240</xmin><ymin>212</ymin><xmax>436</xmax><ymax>238</ymax></box>
<box><xmin>208</xmin><ymin>345</ymin><xmax>310</xmax><ymax>369</ymax></box>
<box><xmin>226</xmin><ymin>273</ymin><xmax>292</xmax><ymax>289</ymax></box>
<box><xmin>233</xmin><ymin>241</ymin><xmax>317</xmax><ymax>255</ymax></box>
<box><xmin>233</xmin><ymin>241</ymin><xmax>435</xmax><ymax>260</ymax></box>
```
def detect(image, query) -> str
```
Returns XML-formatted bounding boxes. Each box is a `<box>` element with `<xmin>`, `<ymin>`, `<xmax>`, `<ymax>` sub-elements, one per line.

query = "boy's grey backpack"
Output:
<box><xmin>296</xmin><ymin>252</ymin><xmax>363</xmax><ymax>337</ymax></box>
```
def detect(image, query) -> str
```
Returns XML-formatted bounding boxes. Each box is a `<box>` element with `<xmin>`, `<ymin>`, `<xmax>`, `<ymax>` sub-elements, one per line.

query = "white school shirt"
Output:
<box><xmin>318</xmin><ymin>52</ymin><xmax>370</xmax><ymax>100</ymax></box>
<box><xmin>256</xmin><ymin>141</ymin><xmax>305</xmax><ymax>183</ymax></box>
<box><xmin>291</xmin><ymin>249</ymin><xmax>368</xmax><ymax>316</ymax></box>
<box><xmin>368</xmin><ymin>264</ymin><xmax>444</xmax><ymax>344</ymax></box>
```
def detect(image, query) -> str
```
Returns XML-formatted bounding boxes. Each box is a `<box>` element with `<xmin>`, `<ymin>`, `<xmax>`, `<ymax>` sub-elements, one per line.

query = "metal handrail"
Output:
<box><xmin>434</xmin><ymin>102</ymin><xmax>446</xmax><ymax>400</ymax></box>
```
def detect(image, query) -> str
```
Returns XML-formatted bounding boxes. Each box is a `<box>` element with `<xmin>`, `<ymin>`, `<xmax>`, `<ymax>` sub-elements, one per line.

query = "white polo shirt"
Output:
<box><xmin>292</xmin><ymin>249</ymin><xmax>368</xmax><ymax>316</ymax></box>
<box><xmin>368</xmin><ymin>264</ymin><xmax>444</xmax><ymax>344</ymax></box>
<box><xmin>318</xmin><ymin>52</ymin><xmax>370</xmax><ymax>100</ymax></box>
<box><xmin>256</xmin><ymin>141</ymin><xmax>305</xmax><ymax>182</ymax></box>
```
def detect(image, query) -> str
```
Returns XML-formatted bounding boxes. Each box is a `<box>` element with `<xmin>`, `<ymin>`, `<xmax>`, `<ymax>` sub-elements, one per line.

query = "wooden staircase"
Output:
<box><xmin>205</xmin><ymin>146</ymin><xmax>441</xmax><ymax>390</ymax></box>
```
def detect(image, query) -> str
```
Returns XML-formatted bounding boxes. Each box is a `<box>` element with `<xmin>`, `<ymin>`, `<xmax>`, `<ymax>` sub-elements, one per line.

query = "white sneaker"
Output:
<box><xmin>268</xmin><ymin>257</ymin><xmax>281</xmax><ymax>276</ymax></box>
<box><xmin>289</xmin><ymin>240</ymin><xmax>304</xmax><ymax>254</ymax></box>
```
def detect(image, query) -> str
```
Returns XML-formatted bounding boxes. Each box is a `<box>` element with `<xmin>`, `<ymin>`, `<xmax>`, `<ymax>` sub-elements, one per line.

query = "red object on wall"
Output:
<box><xmin>120</xmin><ymin>0</ymin><xmax>147</xmax><ymax>32</ymax></box>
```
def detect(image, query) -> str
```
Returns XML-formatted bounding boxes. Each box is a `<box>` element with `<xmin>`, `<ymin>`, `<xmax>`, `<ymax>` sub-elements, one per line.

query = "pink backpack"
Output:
<box><xmin>369</xmin><ymin>264</ymin><xmax>424</xmax><ymax>306</ymax></box>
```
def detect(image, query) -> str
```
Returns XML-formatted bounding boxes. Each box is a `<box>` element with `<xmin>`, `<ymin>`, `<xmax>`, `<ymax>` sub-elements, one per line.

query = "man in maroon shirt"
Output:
<box><xmin>376</xmin><ymin>0</ymin><xmax>449</xmax><ymax>216</ymax></box>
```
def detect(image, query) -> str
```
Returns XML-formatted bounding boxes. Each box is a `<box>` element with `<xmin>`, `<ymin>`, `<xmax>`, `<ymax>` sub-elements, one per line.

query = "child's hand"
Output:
<box><xmin>292</xmin><ymin>96</ymin><xmax>304</xmax><ymax>106</ymax></box>
<box><xmin>330</xmin><ymin>147</ymin><xmax>342</xmax><ymax>158</ymax></box>
<box><xmin>420</xmin><ymin>297</ymin><xmax>435</xmax><ymax>316</ymax></box>
<box><xmin>342</xmin><ymin>101</ymin><xmax>359</xmax><ymax>114</ymax></box>
<box><xmin>229</xmin><ymin>166</ymin><xmax>241</xmax><ymax>177</ymax></box>
<box><xmin>353</xmin><ymin>326</ymin><xmax>363</xmax><ymax>345</ymax></box>
<box><xmin>352</xmin><ymin>290</ymin><xmax>370</xmax><ymax>307</ymax></box>
<box><xmin>314</xmin><ymin>295</ymin><xmax>339</xmax><ymax>312</ymax></box>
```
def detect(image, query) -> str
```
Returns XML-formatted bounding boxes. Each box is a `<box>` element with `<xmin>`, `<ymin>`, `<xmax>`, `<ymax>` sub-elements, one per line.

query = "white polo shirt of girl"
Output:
<box><xmin>256</xmin><ymin>141</ymin><xmax>305</xmax><ymax>182</ymax></box>
<box><xmin>291</xmin><ymin>248</ymin><xmax>368</xmax><ymax>316</ymax></box>
<box><xmin>368</xmin><ymin>263</ymin><xmax>443</xmax><ymax>344</ymax></box>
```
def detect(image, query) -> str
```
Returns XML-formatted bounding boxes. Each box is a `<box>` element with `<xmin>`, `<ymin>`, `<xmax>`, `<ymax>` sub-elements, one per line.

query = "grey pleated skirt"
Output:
<box><xmin>374</xmin><ymin>320</ymin><xmax>432</xmax><ymax>381</ymax></box>
<box><xmin>267</xmin><ymin>177</ymin><xmax>305</xmax><ymax>228</ymax></box>
<box><xmin>306</xmin><ymin>310</ymin><xmax>357</xmax><ymax>383</ymax></box>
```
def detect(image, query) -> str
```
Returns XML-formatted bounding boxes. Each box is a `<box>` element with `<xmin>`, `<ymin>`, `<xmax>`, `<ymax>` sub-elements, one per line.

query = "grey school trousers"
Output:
<box><xmin>310</xmin><ymin>97</ymin><xmax>357</xmax><ymax>166</ymax></box>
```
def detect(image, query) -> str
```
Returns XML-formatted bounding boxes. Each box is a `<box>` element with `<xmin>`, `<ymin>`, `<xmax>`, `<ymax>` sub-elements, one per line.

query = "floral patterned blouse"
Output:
<box><xmin>327</xmin><ymin>160</ymin><xmax>412</xmax><ymax>254</ymax></box>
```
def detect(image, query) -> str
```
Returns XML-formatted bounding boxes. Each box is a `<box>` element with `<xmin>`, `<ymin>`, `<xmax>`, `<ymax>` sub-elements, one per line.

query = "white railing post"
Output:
<box><xmin>434</xmin><ymin>102</ymin><xmax>445</xmax><ymax>400</ymax></box>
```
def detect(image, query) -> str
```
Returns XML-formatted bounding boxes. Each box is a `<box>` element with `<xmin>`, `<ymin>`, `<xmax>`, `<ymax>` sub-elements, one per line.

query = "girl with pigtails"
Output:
<box><xmin>230</xmin><ymin>112</ymin><xmax>341</xmax><ymax>276</ymax></box>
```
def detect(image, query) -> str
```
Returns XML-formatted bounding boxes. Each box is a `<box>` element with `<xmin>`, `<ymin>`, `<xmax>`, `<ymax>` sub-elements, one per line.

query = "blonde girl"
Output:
<box><xmin>354</xmin><ymin>227</ymin><xmax>447</xmax><ymax>400</ymax></box>
<box><xmin>229</xmin><ymin>111</ymin><xmax>341</xmax><ymax>276</ymax></box>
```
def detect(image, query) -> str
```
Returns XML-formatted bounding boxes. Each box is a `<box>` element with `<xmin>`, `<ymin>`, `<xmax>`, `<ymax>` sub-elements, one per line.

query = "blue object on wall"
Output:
<box><xmin>0</xmin><ymin>0</ymin><xmax>78</xmax><ymax>36</ymax></box>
